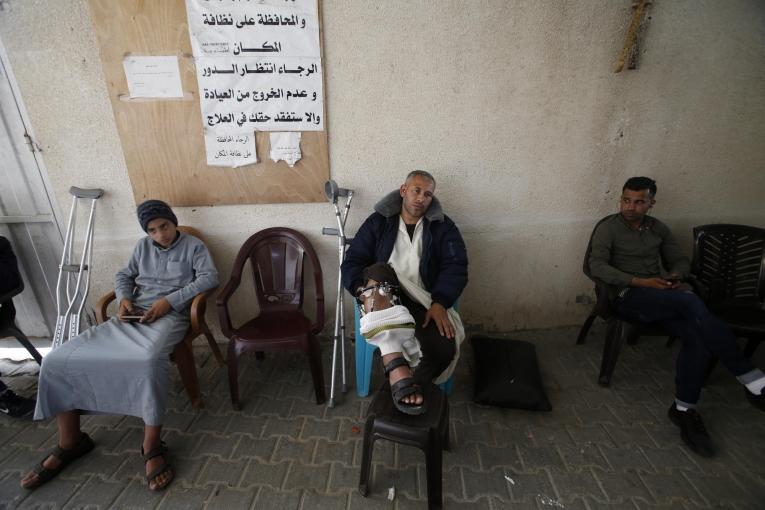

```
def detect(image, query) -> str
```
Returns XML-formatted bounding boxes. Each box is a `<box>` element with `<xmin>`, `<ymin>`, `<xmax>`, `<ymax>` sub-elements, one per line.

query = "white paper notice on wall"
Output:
<box><xmin>185</xmin><ymin>0</ymin><xmax>324</xmax><ymax>132</ymax></box>
<box><xmin>205</xmin><ymin>132</ymin><xmax>258</xmax><ymax>168</ymax></box>
<box><xmin>269</xmin><ymin>132</ymin><xmax>302</xmax><ymax>167</ymax></box>
<box><xmin>123</xmin><ymin>56</ymin><xmax>184</xmax><ymax>98</ymax></box>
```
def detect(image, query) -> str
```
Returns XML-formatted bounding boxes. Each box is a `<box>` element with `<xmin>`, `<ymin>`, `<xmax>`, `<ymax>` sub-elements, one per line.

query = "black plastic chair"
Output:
<box><xmin>0</xmin><ymin>281</ymin><xmax>43</xmax><ymax>365</ymax></box>
<box><xmin>576</xmin><ymin>215</ymin><xmax>675</xmax><ymax>386</ymax></box>
<box><xmin>359</xmin><ymin>382</ymin><xmax>449</xmax><ymax>510</ymax></box>
<box><xmin>691</xmin><ymin>224</ymin><xmax>765</xmax><ymax>361</ymax></box>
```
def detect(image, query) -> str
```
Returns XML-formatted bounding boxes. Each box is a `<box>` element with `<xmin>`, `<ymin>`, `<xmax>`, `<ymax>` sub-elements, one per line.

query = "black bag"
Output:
<box><xmin>470</xmin><ymin>335</ymin><xmax>552</xmax><ymax>411</ymax></box>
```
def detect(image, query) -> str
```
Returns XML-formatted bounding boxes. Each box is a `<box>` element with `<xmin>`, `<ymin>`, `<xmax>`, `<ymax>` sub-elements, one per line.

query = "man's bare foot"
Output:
<box><xmin>382</xmin><ymin>353</ymin><xmax>423</xmax><ymax>406</ymax></box>
<box><xmin>143</xmin><ymin>442</ymin><xmax>174</xmax><ymax>491</ymax></box>
<box><xmin>20</xmin><ymin>433</ymin><xmax>94</xmax><ymax>489</ymax></box>
<box><xmin>20</xmin><ymin>452</ymin><xmax>63</xmax><ymax>488</ymax></box>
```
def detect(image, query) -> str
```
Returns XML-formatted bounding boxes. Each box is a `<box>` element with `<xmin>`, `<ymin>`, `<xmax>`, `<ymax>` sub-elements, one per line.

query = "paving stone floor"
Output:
<box><xmin>0</xmin><ymin>324</ymin><xmax>764</xmax><ymax>509</ymax></box>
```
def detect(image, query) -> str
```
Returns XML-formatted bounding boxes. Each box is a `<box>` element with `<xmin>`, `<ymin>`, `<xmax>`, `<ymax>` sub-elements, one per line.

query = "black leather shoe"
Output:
<box><xmin>668</xmin><ymin>404</ymin><xmax>715</xmax><ymax>458</ymax></box>
<box><xmin>744</xmin><ymin>388</ymin><xmax>765</xmax><ymax>411</ymax></box>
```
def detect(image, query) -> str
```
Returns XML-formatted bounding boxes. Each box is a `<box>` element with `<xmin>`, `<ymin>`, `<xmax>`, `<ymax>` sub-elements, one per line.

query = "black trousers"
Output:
<box><xmin>615</xmin><ymin>288</ymin><xmax>754</xmax><ymax>406</ymax></box>
<box><xmin>398</xmin><ymin>293</ymin><xmax>457</xmax><ymax>386</ymax></box>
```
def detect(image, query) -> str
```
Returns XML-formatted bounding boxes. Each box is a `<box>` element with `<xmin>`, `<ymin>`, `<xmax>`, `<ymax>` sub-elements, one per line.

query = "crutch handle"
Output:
<box><xmin>324</xmin><ymin>180</ymin><xmax>353</xmax><ymax>203</ymax></box>
<box><xmin>322</xmin><ymin>227</ymin><xmax>339</xmax><ymax>236</ymax></box>
<box><xmin>69</xmin><ymin>187</ymin><xmax>104</xmax><ymax>199</ymax></box>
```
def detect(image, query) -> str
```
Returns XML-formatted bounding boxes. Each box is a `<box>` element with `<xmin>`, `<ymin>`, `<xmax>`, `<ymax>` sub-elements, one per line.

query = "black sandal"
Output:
<box><xmin>21</xmin><ymin>432</ymin><xmax>95</xmax><ymax>490</ymax></box>
<box><xmin>142</xmin><ymin>441</ymin><xmax>174</xmax><ymax>491</ymax></box>
<box><xmin>384</xmin><ymin>357</ymin><xmax>426</xmax><ymax>416</ymax></box>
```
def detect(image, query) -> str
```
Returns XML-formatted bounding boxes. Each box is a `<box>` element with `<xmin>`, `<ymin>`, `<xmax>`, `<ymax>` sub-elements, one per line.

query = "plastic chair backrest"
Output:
<box><xmin>692</xmin><ymin>224</ymin><xmax>765</xmax><ymax>304</ymax></box>
<box><xmin>230</xmin><ymin>227</ymin><xmax>324</xmax><ymax>317</ymax></box>
<box><xmin>582</xmin><ymin>214</ymin><xmax>619</xmax><ymax>318</ymax></box>
<box><xmin>177</xmin><ymin>225</ymin><xmax>210</xmax><ymax>247</ymax></box>
<box><xmin>582</xmin><ymin>214</ymin><xmax>618</xmax><ymax>281</ymax></box>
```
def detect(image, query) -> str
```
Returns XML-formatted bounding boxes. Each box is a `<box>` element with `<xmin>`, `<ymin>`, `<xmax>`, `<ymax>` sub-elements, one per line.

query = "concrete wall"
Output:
<box><xmin>1</xmin><ymin>0</ymin><xmax>763</xmax><ymax>334</ymax></box>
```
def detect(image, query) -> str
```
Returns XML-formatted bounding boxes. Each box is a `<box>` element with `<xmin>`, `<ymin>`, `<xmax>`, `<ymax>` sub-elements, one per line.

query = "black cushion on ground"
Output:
<box><xmin>470</xmin><ymin>335</ymin><xmax>552</xmax><ymax>411</ymax></box>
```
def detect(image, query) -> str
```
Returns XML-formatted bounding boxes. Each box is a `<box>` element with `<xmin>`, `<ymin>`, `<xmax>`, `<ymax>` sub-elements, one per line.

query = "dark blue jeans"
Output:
<box><xmin>615</xmin><ymin>288</ymin><xmax>753</xmax><ymax>405</ymax></box>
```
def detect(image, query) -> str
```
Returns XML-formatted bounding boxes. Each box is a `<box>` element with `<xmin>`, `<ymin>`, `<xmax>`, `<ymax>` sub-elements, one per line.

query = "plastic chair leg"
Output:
<box><xmin>227</xmin><ymin>341</ymin><xmax>241</xmax><ymax>410</ymax></box>
<box><xmin>358</xmin><ymin>418</ymin><xmax>375</xmax><ymax>497</ymax></box>
<box><xmin>174</xmin><ymin>341</ymin><xmax>203</xmax><ymax>409</ymax></box>
<box><xmin>598</xmin><ymin>320</ymin><xmax>625</xmax><ymax>386</ymax></box>
<box><xmin>576</xmin><ymin>313</ymin><xmax>597</xmax><ymax>345</ymax></box>
<box><xmin>425</xmin><ymin>428</ymin><xmax>444</xmax><ymax>509</ymax></box>
<box><xmin>4</xmin><ymin>326</ymin><xmax>42</xmax><ymax>365</ymax></box>
<box><xmin>306</xmin><ymin>334</ymin><xmax>327</xmax><ymax>405</ymax></box>
<box><xmin>441</xmin><ymin>397</ymin><xmax>450</xmax><ymax>451</ymax></box>
<box><xmin>355</xmin><ymin>341</ymin><xmax>376</xmax><ymax>397</ymax></box>
<box><xmin>204</xmin><ymin>327</ymin><xmax>226</xmax><ymax>367</ymax></box>
<box><xmin>355</xmin><ymin>305</ymin><xmax>377</xmax><ymax>397</ymax></box>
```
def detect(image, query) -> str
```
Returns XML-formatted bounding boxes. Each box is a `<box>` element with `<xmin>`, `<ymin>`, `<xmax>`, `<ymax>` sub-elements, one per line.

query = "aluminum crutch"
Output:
<box><xmin>322</xmin><ymin>180</ymin><xmax>354</xmax><ymax>408</ymax></box>
<box><xmin>52</xmin><ymin>186</ymin><xmax>104</xmax><ymax>348</ymax></box>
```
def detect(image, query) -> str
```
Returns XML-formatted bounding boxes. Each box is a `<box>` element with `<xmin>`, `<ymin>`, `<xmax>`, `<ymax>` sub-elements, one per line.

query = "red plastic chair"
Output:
<box><xmin>217</xmin><ymin>227</ymin><xmax>326</xmax><ymax>409</ymax></box>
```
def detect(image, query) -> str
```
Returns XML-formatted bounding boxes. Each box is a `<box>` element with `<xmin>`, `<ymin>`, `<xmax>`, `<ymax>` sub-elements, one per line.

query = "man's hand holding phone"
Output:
<box><xmin>118</xmin><ymin>299</ymin><xmax>145</xmax><ymax>322</ymax></box>
<box><xmin>631</xmin><ymin>274</ymin><xmax>684</xmax><ymax>290</ymax></box>
<box><xmin>665</xmin><ymin>272</ymin><xmax>684</xmax><ymax>289</ymax></box>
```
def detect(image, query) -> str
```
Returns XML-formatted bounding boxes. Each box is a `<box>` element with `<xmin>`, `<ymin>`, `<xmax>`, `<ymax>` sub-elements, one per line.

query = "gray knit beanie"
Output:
<box><xmin>136</xmin><ymin>199</ymin><xmax>178</xmax><ymax>232</ymax></box>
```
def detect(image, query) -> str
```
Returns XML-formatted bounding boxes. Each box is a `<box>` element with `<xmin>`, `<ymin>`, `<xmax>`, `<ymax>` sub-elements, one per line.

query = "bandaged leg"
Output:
<box><xmin>358</xmin><ymin>263</ymin><xmax>425</xmax><ymax>413</ymax></box>
<box><xmin>359</xmin><ymin>305</ymin><xmax>421</xmax><ymax>367</ymax></box>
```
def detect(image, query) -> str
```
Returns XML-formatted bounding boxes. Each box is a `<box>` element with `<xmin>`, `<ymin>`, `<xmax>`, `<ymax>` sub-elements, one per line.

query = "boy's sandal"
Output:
<box><xmin>383</xmin><ymin>356</ymin><xmax>426</xmax><ymax>416</ymax></box>
<box><xmin>21</xmin><ymin>432</ymin><xmax>95</xmax><ymax>490</ymax></box>
<box><xmin>142</xmin><ymin>441</ymin><xmax>174</xmax><ymax>491</ymax></box>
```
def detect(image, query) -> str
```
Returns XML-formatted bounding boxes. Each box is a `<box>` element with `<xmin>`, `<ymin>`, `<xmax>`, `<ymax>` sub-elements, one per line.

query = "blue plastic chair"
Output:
<box><xmin>354</xmin><ymin>301</ymin><xmax>456</xmax><ymax>397</ymax></box>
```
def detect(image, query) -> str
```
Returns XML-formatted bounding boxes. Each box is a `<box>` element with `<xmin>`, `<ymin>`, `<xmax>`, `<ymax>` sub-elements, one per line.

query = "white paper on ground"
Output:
<box><xmin>205</xmin><ymin>131</ymin><xmax>258</xmax><ymax>167</ymax></box>
<box><xmin>269</xmin><ymin>132</ymin><xmax>302</xmax><ymax>167</ymax></box>
<box><xmin>123</xmin><ymin>56</ymin><xmax>184</xmax><ymax>98</ymax></box>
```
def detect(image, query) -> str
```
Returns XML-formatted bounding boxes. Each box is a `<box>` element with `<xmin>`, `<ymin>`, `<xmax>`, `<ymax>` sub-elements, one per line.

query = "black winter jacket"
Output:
<box><xmin>341</xmin><ymin>191</ymin><xmax>468</xmax><ymax>309</ymax></box>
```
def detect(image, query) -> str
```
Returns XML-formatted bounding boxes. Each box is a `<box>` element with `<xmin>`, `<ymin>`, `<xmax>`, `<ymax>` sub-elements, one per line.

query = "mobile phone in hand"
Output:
<box><xmin>121</xmin><ymin>307</ymin><xmax>146</xmax><ymax>322</ymax></box>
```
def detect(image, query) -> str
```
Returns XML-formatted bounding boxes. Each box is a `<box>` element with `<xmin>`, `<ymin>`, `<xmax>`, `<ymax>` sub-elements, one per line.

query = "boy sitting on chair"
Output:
<box><xmin>21</xmin><ymin>200</ymin><xmax>218</xmax><ymax>492</ymax></box>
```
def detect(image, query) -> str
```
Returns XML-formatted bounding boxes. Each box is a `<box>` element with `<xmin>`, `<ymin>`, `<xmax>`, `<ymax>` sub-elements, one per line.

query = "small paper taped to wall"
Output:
<box><xmin>205</xmin><ymin>131</ymin><xmax>257</xmax><ymax>168</ymax></box>
<box><xmin>123</xmin><ymin>56</ymin><xmax>183</xmax><ymax>99</ymax></box>
<box><xmin>269</xmin><ymin>132</ymin><xmax>302</xmax><ymax>167</ymax></box>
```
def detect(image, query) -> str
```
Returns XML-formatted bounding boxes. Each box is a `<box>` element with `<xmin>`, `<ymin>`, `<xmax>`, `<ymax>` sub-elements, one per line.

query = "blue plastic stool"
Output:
<box><xmin>354</xmin><ymin>303</ymin><xmax>455</xmax><ymax>397</ymax></box>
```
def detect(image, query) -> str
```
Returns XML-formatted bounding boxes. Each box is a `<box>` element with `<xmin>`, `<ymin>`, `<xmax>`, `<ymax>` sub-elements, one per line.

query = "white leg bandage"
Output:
<box><xmin>359</xmin><ymin>305</ymin><xmax>421</xmax><ymax>367</ymax></box>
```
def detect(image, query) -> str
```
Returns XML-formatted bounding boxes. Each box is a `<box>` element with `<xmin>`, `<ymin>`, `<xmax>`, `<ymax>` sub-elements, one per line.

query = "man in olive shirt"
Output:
<box><xmin>589</xmin><ymin>177</ymin><xmax>765</xmax><ymax>457</ymax></box>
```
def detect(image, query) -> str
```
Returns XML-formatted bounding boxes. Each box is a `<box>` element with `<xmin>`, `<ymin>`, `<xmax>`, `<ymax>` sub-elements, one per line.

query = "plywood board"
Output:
<box><xmin>88</xmin><ymin>0</ymin><xmax>328</xmax><ymax>206</ymax></box>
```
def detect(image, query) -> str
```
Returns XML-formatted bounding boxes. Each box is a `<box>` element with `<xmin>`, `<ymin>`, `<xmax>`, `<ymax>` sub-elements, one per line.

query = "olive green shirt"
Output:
<box><xmin>588</xmin><ymin>214</ymin><xmax>690</xmax><ymax>292</ymax></box>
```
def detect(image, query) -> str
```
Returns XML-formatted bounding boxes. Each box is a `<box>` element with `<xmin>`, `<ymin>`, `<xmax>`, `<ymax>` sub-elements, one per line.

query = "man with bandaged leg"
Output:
<box><xmin>343</xmin><ymin>171</ymin><xmax>468</xmax><ymax>414</ymax></box>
